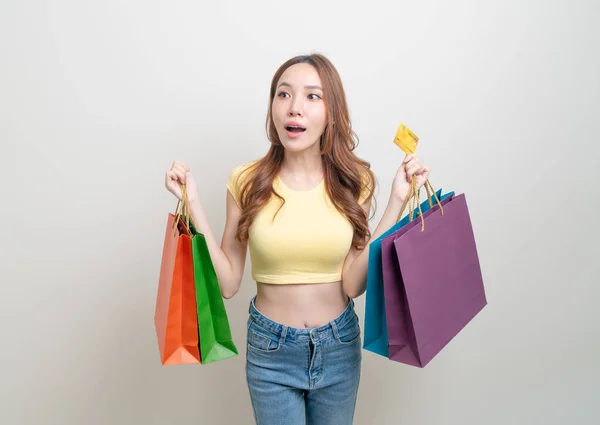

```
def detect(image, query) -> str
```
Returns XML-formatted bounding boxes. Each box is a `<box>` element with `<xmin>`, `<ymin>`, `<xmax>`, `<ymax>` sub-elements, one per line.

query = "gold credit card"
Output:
<box><xmin>393</xmin><ymin>122</ymin><xmax>419</xmax><ymax>154</ymax></box>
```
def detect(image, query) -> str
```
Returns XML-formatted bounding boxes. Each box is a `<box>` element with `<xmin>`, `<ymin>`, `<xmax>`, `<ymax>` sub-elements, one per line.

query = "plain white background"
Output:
<box><xmin>1</xmin><ymin>0</ymin><xmax>598</xmax><ymax>424</ymax></box>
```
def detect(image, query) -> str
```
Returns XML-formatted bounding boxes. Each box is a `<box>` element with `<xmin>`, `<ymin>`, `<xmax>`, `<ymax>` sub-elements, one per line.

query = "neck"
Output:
<box><xmin>281</xmin><ymin>146</ymin><xmax>323</xmax><ymax>178</ymax></box>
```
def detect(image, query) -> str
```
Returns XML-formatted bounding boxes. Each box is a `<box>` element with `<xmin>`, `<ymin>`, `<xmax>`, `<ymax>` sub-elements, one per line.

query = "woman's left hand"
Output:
<box><xmin>391</xmin><ymin>154</ymin><xmax>431</xmax><ymax>203</ymax></box>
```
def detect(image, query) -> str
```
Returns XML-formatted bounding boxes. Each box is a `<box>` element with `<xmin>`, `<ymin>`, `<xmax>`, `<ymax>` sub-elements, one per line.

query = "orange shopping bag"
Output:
<box><xmin>154</xmin><ymin>188</ymin><xmax>201</xmax><ymax>365</ymax></box>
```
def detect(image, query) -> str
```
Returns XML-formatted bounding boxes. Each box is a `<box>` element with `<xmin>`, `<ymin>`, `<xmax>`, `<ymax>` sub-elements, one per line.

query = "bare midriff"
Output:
<box><xmin>254</xmin><ymin>280</ymin><xmax>350</xmax><ymax>329</ymax></box>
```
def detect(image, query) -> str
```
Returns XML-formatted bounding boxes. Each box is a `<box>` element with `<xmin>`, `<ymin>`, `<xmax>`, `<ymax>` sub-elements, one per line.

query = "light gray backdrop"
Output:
<box><xmin>2</xmin><ymin>0</ymin><xmax>598</xmax><ymax>424</ymax></box>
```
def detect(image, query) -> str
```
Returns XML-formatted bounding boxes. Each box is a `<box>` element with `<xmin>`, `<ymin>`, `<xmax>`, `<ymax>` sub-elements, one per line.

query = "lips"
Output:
<box><xmin>284</xmin><ymin>122</ymin><xmax>306</xmax><ymax>133</ymax></box>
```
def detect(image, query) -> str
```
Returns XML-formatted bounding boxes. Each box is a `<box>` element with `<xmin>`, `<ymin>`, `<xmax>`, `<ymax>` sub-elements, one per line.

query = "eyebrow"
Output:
<box><xmin>277</xmin><ymin>82</ymin><xmax>323</xmax><ymax>91</ymax></box>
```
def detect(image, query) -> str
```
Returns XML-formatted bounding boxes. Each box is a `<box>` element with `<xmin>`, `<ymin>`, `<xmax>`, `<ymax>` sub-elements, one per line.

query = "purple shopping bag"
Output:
<box><xmin>382</xmin><ymin>192</ymin><xmax>486</xmax><ymax>367</ymax></box>
<box><xmin>381</xmin><ymin>192</ymin><xmax>454</xmax><ymax>366</ymax></box>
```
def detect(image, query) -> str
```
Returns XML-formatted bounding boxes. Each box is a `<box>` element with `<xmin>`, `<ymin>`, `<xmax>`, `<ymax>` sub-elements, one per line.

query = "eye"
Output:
<box><xmin>308</xmin><ymin>93</ymin><xmax>321</xmax><ymax>100</ymax></box>
<box><xmin>277</xmin><ymin>91</ymin><xmax>290</xmax><ymax>98</ymax></box>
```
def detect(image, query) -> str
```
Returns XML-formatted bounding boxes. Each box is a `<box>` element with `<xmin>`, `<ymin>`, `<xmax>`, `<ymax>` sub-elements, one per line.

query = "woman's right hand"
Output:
<box><xmin>165</xmin><ymin>160</ymin><xmax>199</xmax><ymax>203</ymax></box>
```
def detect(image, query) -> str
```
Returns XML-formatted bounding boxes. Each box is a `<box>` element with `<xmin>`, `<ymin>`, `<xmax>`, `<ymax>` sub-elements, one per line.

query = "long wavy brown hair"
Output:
<box><xmin>235</xmin><ymin>53</ymin><xmax>377</xmax><ymax>250</ymax></box>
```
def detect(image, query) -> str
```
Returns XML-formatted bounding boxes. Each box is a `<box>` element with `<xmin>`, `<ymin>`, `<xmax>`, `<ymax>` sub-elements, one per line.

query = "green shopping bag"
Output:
<box><xmin>190</xmin><ymin>229</ymin><xmax>239</xmax><ymax>364</ymax></box>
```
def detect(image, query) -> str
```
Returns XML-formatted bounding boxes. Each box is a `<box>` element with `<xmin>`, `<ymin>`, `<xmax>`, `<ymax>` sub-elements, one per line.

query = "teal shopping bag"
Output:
<box><xmin>363</xmin><ymin>188</ymin><xmax>453</xmax><ymax>357</ymax></box>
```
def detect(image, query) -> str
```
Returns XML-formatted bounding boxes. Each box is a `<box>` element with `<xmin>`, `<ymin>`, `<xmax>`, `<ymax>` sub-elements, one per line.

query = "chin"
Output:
<box><xmin>277</xmin><ymin>130</ymin><xmax>320</xmax><ymax>153</ymax></box>
<box><xmin>279</xmin><ymin>138</ymin><xmax>319</xmax><ymax>153</ymax></box>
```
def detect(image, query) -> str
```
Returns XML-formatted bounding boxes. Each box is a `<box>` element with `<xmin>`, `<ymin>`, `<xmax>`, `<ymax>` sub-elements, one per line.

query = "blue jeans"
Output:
<box><xmin>245</xmin><ymin>297</ymin><xmax>362</xmax><ymax>425</ymax></box>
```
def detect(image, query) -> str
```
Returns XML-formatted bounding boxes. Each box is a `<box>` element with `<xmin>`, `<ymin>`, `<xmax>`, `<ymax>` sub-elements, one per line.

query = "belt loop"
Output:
<box><xmin>345</xmin><ymin>297</ymin><xmax>354</xmax><ymax>314</ymax></box>
<box><xmin>330</xmin><ymin>320</ymin><xmax>340</xmax><ymax>340</ymax></box>
<box><xmin>249</xmin><ymin>296</ymin><xmax>255</xmax><ymax>314</ymax></box>
<box><xmin>280</xmin><ymin>325</ymin><xmax>288</xmax><ymax>344</ymax></box>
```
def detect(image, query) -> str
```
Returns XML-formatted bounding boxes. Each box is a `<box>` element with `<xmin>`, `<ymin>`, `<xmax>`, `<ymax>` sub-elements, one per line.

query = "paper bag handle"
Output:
<box><xmin>172</xmin><ymin>184</ymin><xmax>197</xmax><ymax>234</ymax></box>
<box><xmin>396</xmin><ymin>178</ymin><xmax>444</xmax><ymax>231</ymax></box>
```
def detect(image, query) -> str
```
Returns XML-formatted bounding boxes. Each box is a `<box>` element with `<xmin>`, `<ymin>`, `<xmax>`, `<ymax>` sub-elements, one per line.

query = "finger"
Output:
<box><xmin>407</xmin><ymin>163</ymin><xmax>424</xmax><ymax>181</ymax></box>
<box><xmin>172</xmin><ymin>169</ymin><xmax>186</xmax><ymax>184</ymax></box>
<box><xmin>411</xmin><ymin>165</ymin><xmax>426</xmax><ymax>174</ymax></box>
<box><xmin>165</xmin><ymin>171</ymin><xmax>184</xmax><ymax>191</ymax></box>
<box><xmin>166</xmin><ymin>170</ymin><xmax>184</xmax><ymax>183</ymax></box>
<box><xmin>172</xmin><ymin>160</ymin><xmax>189</xmax><ymax>170</ymax></box>
<box><xmin>173</xmin><ymin>163</ymin><xmax>187</xmax><ymax>174</ymax></box>
<box><xmin>176</xmin><ymin>167</ymin><xmax>190</xmax><ymax>183</ymax></box>
<box><xmin>405</xmin><ymin>158</ymin><xmax>421</xmax><ymax>170</ymax></box>
<box><xmin>407</xmin><ymin>164</ymin><xmax>421</xmax><ymax>176</ymax></box>
<box><xmin>166</xmin><ymin>170</ymin><xmax>177</xmax><ymax>181</ymax></box>
<box><xmin>407</xmin><ymin>159</ymin><xmax>420</xmax><ymax>169</ymax></box>
<box><xmin>415</xmin><ymin>167</ymin><xmax>430</xmax><ymax>186</ymax></box>
<box><xmin>403</xmin><ymin>154</ymin><xmax>415</xmax><ymax>164</ymax></box>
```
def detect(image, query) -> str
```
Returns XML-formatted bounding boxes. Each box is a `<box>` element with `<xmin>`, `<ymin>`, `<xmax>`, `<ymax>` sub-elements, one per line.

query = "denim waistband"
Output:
<box><xmin>248</xmin><ymin>296</ymin><xmax>356</xmax><ymax>342</ymax></box>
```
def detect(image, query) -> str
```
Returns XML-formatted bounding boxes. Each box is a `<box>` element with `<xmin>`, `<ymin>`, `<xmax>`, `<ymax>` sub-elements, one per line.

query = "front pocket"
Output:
<box><xmin>335</xmin><ymin>317</ymin><xmax>361</xmax><ymax>345</ymax></box>
<box><xmin>247</xmin><ymin>328</ymin><xmax>281</xmax><ymax>353</ymax></box>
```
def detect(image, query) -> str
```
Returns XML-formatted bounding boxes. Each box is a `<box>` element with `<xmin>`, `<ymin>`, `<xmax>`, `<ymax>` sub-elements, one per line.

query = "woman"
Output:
<box><xmin>165</xmin><ymin>53</ymin><xmax>430</xmax><ymax>425</ymax></box>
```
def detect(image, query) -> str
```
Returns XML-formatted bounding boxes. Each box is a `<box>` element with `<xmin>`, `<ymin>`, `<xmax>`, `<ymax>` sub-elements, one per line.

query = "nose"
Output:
<box><xmin>288</xmin><ymin>97</ymin><xmax>303</xmax><ymax>117</ymax></box>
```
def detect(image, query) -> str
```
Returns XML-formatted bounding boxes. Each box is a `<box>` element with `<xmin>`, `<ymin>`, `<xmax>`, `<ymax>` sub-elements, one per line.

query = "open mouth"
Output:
<box><xmin>285</xmin><ymin>125</ymin><xmax>306</xmax><ymax>133</ymax></box>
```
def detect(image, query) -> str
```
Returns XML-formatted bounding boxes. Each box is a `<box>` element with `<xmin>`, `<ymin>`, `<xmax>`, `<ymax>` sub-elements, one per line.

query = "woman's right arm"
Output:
<box><xmin>188</xmin><ymin>193</ymin><xmax>247</xmax><ymax>299</ymax></box>
<box><xmin>166</xmin><ymin>161</ymin><xmax>248</xmax><ymax>299</ymax></box>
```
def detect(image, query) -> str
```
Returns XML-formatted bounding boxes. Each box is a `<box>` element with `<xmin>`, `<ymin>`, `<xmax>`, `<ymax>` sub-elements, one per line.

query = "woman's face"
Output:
<box><xmin>271</xmin><ymin>63</ymin><xmax>328</xmax><ymax>153</ymax></box>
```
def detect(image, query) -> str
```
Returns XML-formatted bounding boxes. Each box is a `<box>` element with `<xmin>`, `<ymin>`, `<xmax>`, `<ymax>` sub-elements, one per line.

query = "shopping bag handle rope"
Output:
<box><xmin>172</xmin><ymin>184</ymin><xmax>198</xmax><ymax>234</ymax></box>
<box><xmin>396</xmin><ymin>178</ymin><xmax>444</xmax><ymax>231</ymax></box>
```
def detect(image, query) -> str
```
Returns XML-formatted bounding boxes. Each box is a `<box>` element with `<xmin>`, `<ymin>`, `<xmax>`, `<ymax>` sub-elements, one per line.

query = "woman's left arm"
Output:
<box><xmin>342</xmin><ymin>154</ymin><xmax>430</xmax><ymax>298</ymax></box>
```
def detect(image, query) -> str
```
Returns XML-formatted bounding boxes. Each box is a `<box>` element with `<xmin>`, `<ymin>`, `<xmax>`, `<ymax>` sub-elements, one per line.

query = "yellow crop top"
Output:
<box><xmin>226</xmin><ymin>160</ymin><xmax>373</xmax><ymax>285</ymax></box>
